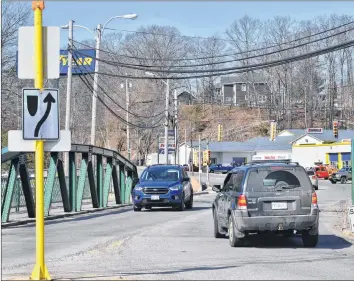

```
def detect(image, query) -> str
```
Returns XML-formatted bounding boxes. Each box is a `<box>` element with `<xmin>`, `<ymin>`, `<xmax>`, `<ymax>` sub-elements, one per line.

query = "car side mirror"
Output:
<box><xmin>212</xmin><ymin>185</ymin><xmax>221</xmax><ymax>192</ymax></box>
<box><xmin>132</xmin><ymin>177</ymin><xmax>140</xmax><ymax>186</ymax></box>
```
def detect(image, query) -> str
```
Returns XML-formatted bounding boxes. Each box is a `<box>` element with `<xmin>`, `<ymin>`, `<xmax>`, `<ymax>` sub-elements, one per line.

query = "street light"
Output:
<box><xmin>61</xmin><ymin>13</ymin><xmax>138</xmax><ymax>147</ymax></box>
<box><xmin>145</xmin><ymin>71</ymin><xmax>170</xmax><ymax>165</ymax></box>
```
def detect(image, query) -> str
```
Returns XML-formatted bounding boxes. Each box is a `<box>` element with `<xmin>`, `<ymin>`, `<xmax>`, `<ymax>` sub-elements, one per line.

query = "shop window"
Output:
<box><xmin>330</xmin><ymin>161</ymin><xmax>338</xmax><ymax>169</ymax></box>
<box><xmin>342</xmin><ymin>161</ymin><xmax>350</xmax><ymax>167</ymax></box>
<box><xmin>241</xmin><ymin>84</ymin><xmax>247</xmax><ymax>92</ymax></box>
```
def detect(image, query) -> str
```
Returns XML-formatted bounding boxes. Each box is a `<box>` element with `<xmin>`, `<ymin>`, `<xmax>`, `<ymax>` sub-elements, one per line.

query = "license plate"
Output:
<box><xmin>272</xmin><ymin>202</ymin><xmax>287</xmax><ymax>210</ymax></box>
<box><xmin>151</xmin><ymin>195</ymin><xmax>160</xmax><ymax>200</ymax></box>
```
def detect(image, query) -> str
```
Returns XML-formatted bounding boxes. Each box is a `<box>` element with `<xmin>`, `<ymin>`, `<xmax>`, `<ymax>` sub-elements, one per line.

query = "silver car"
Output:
<box><xmin>307</xmin><ymin>170</ymin><xmax>318</xmax><ymax>190</ymax></box>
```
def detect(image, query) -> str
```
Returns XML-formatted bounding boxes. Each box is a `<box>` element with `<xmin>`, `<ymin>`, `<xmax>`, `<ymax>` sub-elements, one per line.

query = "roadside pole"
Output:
<box><xmin>206</xmin><ymin>139</ymin><xmax>210</xmax><ymax>187</ymax></box>
<box><xmin>126</xmin><ymin>78</ymin><xmax>130</xmax><ymax>160</ymax></box>
<box><xmin>64</xmin><ymin>19</ymin><xmax>74</xmax><ymax>176</ymax></box>
<box><xmin>30</xmin><ymin>1</ymin><xmax>51</xmax><ymax>280</ymax></box>
<box><xmin>198</xmin><ymin>134</ymin><xmax>202</xmax><ymax>192</ymax></box>
<box><xmin>174</xmin><ymin>89</ymin><xmax>178</xmax><ymax>165</ymax></box>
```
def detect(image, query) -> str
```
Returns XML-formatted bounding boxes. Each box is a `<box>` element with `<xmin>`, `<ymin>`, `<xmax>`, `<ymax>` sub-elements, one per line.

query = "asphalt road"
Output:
<box><xmin>2</xmin><ymin>180</ymin><xmax>353</xmax><ymax>280</ymax></box>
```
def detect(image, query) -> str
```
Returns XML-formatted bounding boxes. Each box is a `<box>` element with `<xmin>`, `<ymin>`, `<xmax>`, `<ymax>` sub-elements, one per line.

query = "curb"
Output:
<box><xmin>2</xmin><ymin>192</ymin><xmax>211</xmax><ymax>228</ymax></box>
<box><xmin>2</xmin><ymin>204</ymin><xmax>132</xmax><ymax>228</ymax></box>
<box><xmin>342</xmin><ymin>229</ymin><xmax>354</xmax><ymax>242</ymax></box>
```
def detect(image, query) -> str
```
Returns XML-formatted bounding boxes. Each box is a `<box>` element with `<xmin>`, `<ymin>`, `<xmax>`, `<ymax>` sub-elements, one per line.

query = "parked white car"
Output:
<box><xmin>307</xmin><ymin>169</ymin><xmax>318</xmax><ymax>190</ymax></box>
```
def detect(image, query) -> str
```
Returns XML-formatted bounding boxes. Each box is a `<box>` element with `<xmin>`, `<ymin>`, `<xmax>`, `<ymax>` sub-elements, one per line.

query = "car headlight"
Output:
<box><xmin>135</xmin><ymin>186</ymin><xmax>143</xmax><ymax>191</ymax></box>
<box><xmin>335</xmin><ymin>174</ymin><xmax>340</xmax><ymax>178</ymax></box>
<box><xmin>169</xmin><ymin>185</ymin><xmax>182</xmax><ymax>191</ymax></box>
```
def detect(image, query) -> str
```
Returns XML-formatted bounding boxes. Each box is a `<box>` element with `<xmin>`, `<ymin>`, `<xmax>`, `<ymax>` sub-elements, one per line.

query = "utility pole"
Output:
<box><xmin>64</xmin><ymin>19</ymin><xmax>74</xmax><ymax>176</ymax></box>
<box><xmin>126</xmin><ymin>78</ymin><xmax>130</xmax><ymax>160</ymax></box>
<box><xmin>164</xmin><ymin>79</ymin><xmax>169</xmax><ymax>165</ymax></box>
<box><xmin>190</xmin><ymin>121</ymin><xmax>193</xmax><ymax>173</ymax></box>
<box><xmin>198</xmin><ymin>134</ymin><xmax>202</xmax><ymax>191</ymax></box>
<box><xmin>157</xmin><ymin>134</ymin><xmax>160</xmax><ymax>164</ymax></box>
<box><xmin>184</xmin><ymin>127</ymin><xmax>187</xmax><ymax>165</ymax></box>
<box><xmin>174</xmin><ymin>89</ymin><xmax>178</xmax><ymax>164</ymax></box>
<box><xmin>206</xmin><ymin>138</ymin><xmax>210</xmax><ymax>187</ymax></box>
<box><xmin>90</xmin><ymin>23</ymin><xmax>101</xmax><ymax>146</ymax></box>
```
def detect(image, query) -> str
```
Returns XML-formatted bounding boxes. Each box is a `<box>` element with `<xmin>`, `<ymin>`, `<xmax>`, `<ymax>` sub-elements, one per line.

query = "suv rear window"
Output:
<box><xmin>246</xmin><ymin>166</ymin><xmax>312</xmax><ymax>192</ymax></box>
<box><xmin>307</xmin><ymin>170</ymin><xmax>315</xmax><ymax>176</ymax></box>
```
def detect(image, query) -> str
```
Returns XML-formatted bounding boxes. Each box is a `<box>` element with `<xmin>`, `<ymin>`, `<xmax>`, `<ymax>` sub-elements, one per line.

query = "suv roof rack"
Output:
<box><xmin>247</xmin><ymin>160</ymin><xmax>299</xmax><ymax>166</ymax></box>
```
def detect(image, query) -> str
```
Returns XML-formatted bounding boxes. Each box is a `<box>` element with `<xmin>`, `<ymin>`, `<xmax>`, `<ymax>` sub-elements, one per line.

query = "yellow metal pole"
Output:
<box><xmin>30</xmin><ymin>1</ymin><xmax>51</xmax><ymax>280</ymax></box>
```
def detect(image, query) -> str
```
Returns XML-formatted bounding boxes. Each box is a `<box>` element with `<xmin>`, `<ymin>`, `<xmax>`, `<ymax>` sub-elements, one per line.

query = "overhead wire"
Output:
<box><xmin>90</xmin><ymin>38</ymin><xmax>354</xmax><ymax>79</ymax></box>
<box><xmin>75</xmin><ymin>66</ymin><xmax>165</xmax><ymax>129</ymax></box>
<box><xmin>72</xmin><ymin>19</ymin><xmax>354</xmax><ymax>62</ymax></box>
<box><xmin>73</xmin><ymin>25</ymin><xmax>354</xmax><ymax>69</ymax></box>
<box><xmin>71</xmin><ymin>47</ymin><xmax>166</xmax><ymax>119</ymax></box>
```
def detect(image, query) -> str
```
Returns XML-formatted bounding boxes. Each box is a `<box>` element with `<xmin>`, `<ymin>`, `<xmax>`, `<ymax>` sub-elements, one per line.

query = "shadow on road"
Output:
<box><xmin>143</xmin><ymin>206</ymin><xmax>211</xmax><ymax>212</ymax></box>
<box><xmin>242</xmin><ymin>233</ymin><xmax>352</xmax><ymax>249</ymax></box>
<box><xmin>9</xmin><ymin>207</ymin><xmax>133</xmax><ymax>229</ymax></box>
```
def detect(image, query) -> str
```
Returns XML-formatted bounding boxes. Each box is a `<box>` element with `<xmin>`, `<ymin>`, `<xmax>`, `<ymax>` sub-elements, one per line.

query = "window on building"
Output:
<box><xmin>225</xmin><ymin>97</ymin><xmax>232</xmax><ymax>102</ymax></box>
<box><xmin>342</xmin><ymin>161</ymin><xmax>350</xmax><ymax>167</ymax></box>
<box><xmin>241</xmin><ymin>84</ymin><xmax>247</xmax><ymax>92</ymax></box>
<box><xmin>330</xmin><ymin>161</ymin><xmax>338</xmax><ymax>169</ymax></box>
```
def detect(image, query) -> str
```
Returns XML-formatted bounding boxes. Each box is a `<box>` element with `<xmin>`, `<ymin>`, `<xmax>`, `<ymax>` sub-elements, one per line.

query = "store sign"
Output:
<box><xmin>306</xmin><ymin>128</ymin><xmax>323</xmax><ymax>134</ymax></box>
<box><xmin>252</xmin><ymin>155</ymin><xmax>289</xmax><ymax>161</ymax></box>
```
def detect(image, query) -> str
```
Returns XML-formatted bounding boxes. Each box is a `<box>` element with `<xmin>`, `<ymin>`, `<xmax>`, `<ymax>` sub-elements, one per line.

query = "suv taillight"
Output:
<box><xmin>311</xmin><ymin>192</ymin><xmax>318</xmax><ymax>208</ymax></box>
<box><xmin>237</xmin><ymin>194</ymin><xmax>247</xmax><ymax>210</ymax></box>
<box><xmin>312</xmin><ymin>175</ymin><xmax>317</xmax><ymax>179</ymax></box>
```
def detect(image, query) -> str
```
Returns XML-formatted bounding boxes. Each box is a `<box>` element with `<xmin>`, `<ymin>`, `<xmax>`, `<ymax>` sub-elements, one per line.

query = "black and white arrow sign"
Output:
<box><xmin>23</xmin><ymin>88</ymin><xmax>60</xmax><ymax>140</ymax></box>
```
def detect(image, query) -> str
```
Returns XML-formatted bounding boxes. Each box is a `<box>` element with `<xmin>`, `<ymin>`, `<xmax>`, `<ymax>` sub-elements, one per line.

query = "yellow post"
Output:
<box><xmin>30</xmin><ymin>1</ymin><xmax>51</xmax><ymax>280</ymax></box>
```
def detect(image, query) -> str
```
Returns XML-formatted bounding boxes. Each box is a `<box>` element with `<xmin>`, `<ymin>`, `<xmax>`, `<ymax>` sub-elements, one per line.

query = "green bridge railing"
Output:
<box><xmin>1</xmin><ymin>144</ymin><xmax>138</xmax><ymax>223</ymax></box>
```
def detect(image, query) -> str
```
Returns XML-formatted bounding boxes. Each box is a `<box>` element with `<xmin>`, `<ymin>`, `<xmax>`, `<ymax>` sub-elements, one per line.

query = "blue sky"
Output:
<box><xmin>39</xmin><ymin>1</ymin><xmax>354</xmax><ymax>47</ymax></box>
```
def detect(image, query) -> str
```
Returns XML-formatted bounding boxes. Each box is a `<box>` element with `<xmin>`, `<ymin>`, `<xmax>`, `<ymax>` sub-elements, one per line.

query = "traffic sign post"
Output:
<box><xmin>23</xmin><ymin>88</ymin><xmax>59</xmax><ymax>140</ymax></box>
<box><xmin>29</xmin><ymin>1</ymin><xmax>51</xmax><ymax>280</ymax></box>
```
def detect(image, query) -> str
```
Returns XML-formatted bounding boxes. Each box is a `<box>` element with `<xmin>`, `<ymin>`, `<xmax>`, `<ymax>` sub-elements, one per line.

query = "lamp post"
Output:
<box><xmin>145</xmin><ymin>72</ymin><xmax>169</xmax><ymax>165</ymax></box>
<box><xmin>61</xmin><ymin>13</ymin><xmax>138</xmax><ymax>146</ymax></box>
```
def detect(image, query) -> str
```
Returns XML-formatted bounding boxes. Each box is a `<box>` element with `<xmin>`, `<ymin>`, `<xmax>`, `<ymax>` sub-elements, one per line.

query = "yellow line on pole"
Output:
<box><xmin>30</xmin><ymin>1</ymin><xmax>51</xmax><ymax>280</ymax></box>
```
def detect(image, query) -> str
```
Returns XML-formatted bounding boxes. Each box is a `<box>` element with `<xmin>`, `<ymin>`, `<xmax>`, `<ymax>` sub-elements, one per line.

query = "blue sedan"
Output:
<box><xmin>132</xmin><ymin>165</ymin><xmax>193</xmax><ymax>212</ymax></box>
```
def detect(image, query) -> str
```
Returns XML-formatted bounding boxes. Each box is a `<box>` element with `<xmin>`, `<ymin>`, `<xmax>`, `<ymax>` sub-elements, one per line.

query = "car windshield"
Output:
<box><xmin>140</xmin><ymin>167</ymin><xmax>180</xmax><ymax>182</ymax></box>
<box><xmin>246</xmin><ymin>166</ymin><xmax>312</xmax><ymax>191</ymax></box>
<box><xmin>339</xmin><ymin>168</ymin><xmax>349</xmax><ymax>172</ymax></box>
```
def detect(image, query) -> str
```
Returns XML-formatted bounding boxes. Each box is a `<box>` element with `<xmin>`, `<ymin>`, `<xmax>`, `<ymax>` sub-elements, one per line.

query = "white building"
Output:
<box><xmin>177</xmin><ymin>129</ymin><xmax>353</xmax><ymax>168</ymax></box>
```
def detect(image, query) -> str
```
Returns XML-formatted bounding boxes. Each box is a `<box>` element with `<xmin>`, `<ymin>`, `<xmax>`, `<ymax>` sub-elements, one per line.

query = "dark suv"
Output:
<box><xmin>212</xmin><ymin>162</ymin><xmax>319</xmax><ymax>247</ymax></box>
<box><xmin>132</xmin><ymin>165</ymin><xmax>193</xmax><ymax>211</ymax></box>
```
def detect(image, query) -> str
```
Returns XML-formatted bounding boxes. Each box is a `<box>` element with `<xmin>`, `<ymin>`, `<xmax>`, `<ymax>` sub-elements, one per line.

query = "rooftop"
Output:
<box><xmin>182</xmin><ymin>129</ymin><xmax>353</xmax><ymax>152</ymax></box>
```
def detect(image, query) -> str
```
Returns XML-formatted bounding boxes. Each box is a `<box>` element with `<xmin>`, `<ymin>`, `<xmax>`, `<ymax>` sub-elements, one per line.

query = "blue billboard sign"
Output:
<box><xmin>60</xmin><ymin>49</ymin><xmax>96</xmax><ymax>75</ymax></box>
<box><xmin>16</xmin><ymin>49</ymin><xmax>96</xmax><ymax>77</ymax></box>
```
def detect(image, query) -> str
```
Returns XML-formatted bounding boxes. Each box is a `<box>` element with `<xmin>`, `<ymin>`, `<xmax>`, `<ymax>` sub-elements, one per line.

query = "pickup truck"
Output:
<box><xmin>208</xmin><ymin>164</ymin><xmax>234</xmax><ymax>174</ymax></box>
<box><xmin>329</xmin><ymin>167</ymin><xmax>352</xmax><ymax>184</ymax></box>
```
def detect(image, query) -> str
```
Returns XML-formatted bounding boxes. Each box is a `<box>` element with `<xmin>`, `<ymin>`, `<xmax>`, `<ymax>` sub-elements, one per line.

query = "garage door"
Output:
<box><xmin>329</xmin><ymin>153</ymin><xmax>338</xmax><ymax>168</ymax></box>
<box><xmin>342</xmin><ymin>153</ymin><xmax>351</xmax><ymax>161</ymax></box>
<box><xmin>341</xmin><ymin>152</ymin><xmax>351</xmax><ymax>167</ymax></box>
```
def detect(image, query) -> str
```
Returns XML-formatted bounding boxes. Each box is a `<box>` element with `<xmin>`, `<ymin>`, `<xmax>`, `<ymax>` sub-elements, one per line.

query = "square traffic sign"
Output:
<box><xmin>22</xmin><ymin>88</ymin><xmax>60</xmax><ymax>140</ymax></box>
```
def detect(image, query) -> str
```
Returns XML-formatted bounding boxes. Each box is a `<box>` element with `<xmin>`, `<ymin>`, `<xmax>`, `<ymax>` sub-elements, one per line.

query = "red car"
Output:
<box><xmin>314</xmin><ymin>166</ymin><xmax>329</xmax><ymax>179</ymax></box>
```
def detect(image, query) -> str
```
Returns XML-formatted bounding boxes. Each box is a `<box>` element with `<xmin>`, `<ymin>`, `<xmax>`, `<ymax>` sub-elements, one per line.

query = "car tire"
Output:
<box><xmin>302</xmin><ymin>231</ymin><xmax>318</xmax><ymax>247</ymax></box>
<box><xmin>185</xmin><ymin>192</ymin><xmax>193</xmax><ymax>209</ymax></box>
<box><xmin>330</xmin><ymin>180</ymin><xmax>336</xmax><ymax>184</ymax></box>
<box><xmin>228</xmin><ymin>215</ymin><xmax>243</xmax><ymax>247</ymax></box>
<box><xmin>134</xmin><ymin>205</ymin><xmax>142</xmax><ymax>212</ymax></box>
<box><xmin>213</xmin><ymin>209</ymin><xmax>225</xmax><ymax>238</ymax></box>
<box><xmin>341</xmin><ymin>177</ymin><xmax>347</xmax><ymax>184</ymax></box>
<box><xmin>283</xmin><ymin>230</ymin><xmax>295</xmax><ymax>238</ymax></box>
<box><xmin>177</xmin><ymin>193</ymin><xmax>185</xmax><ymax>211</ymax></box>
<box><xmin>314</xmin><ymin>185</ymin><xmax>318</xmax><ymax>190</ymax></box>
<box><xmin>324</xmin><ymin>177</ymin><xmax>329</xmax><ymax>180</ymax></box>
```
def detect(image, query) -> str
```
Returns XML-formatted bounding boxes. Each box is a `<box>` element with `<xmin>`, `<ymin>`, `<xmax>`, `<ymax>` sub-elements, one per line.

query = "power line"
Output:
<box><xmin>86</xmin><ymin>38</ymin><xmax>354</xmax><ymax>78</ymax></box>
<box><xmin>72</xmin><ymin>19</ymin><xmax>354</xmax><ymax>62</ymax></box>
<box><xmin>76</xmin><ymin>68</ymin><xmax>165</xmax><ymax>129</ymax></box>
<box><xmin>73</xmin><ymin>25</ymin><xmax>354</xmax><ymax>70</ymax></box>
<box><xmin>72</xmin><ymin>50</ymin><xmax>166</xmax><ymax>119</ymax></box>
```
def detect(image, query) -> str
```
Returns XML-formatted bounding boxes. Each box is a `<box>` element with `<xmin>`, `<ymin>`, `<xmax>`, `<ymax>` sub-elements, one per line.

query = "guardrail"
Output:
<box><xmin>1</xmin><ymin>144</ymin><xmax>138</xmax><ymax>223</ymax></box>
